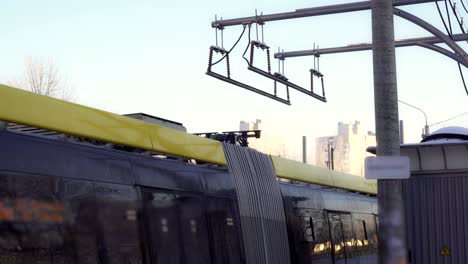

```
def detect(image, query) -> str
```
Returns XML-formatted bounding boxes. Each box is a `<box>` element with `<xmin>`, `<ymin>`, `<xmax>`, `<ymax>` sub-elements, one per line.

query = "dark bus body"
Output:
<box><xmin>0</xmin><ymin>130</ymin><xmax>378</xmax><ymax>264</ymax></box>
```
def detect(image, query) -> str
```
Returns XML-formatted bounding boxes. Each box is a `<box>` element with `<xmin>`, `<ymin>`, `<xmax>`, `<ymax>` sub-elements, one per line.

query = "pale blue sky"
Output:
<box><xmin>1</xmin><ymin>0</ymin><xmax>467</xmax><ymax>162</ymax></box>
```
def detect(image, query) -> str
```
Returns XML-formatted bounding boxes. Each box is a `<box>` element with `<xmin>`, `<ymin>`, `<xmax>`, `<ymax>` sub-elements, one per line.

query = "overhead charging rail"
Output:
<box><xmin>207</xmin><ymin>20</ymin><xmax>291</xmax><ymax>105</ymax></box>
<box><xmin>246</xmin><ymin>21</ymin><xmax>326</xmax><ymax>103</ymax></box>
<box><xmin>206</xmin><ymin>14</ymin><xmax>327</xmax><ymax>105</ymax></box>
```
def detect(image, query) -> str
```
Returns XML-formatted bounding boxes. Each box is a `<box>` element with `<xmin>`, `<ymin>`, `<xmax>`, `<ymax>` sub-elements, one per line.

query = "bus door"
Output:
<box><xmin>142</xmin><ymin>189</ymin><xmax>212</xmax><ymax>264</ymax></box>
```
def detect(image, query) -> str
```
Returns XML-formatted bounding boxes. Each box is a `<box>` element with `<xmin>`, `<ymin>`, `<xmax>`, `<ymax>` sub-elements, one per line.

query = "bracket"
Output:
<box><xmin>247</xmin><ymin>62</ymin><xmax>327</xmax><ymax>102</ymax></box>
<box><xmin>206</xmin><ymin>45</ymin><xmax>291</xmax><ymax>105</ymax></box>
<box><xmin>194</xmin><ymin>129</ymin><xmax>261</xmax><ymax>147</ymax></box>
<box><xmin>247</xmin><ymin>37</ymin><xmax>327</xmax><ymax>102</ymax></box>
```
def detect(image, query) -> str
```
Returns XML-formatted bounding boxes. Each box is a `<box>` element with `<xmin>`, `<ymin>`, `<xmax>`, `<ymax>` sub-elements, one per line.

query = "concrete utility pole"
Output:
<box><xmin>372</xmin><ymin>0</ymin><xmax>407</xmax><ymax>263</ymax></box>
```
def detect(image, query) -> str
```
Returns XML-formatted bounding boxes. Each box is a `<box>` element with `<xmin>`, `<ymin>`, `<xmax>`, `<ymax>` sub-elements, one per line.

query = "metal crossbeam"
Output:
<box><xmin>274</xmin><ymin>8</ymin><xmax>468</xmax><ymax>67</ymax></box>
<box><xmin>206</xmin><ymin>71</ymin><xmax>291</xmax><ymax>105</ymax></box>
<box><xmin>394</xmin><ymin>8</ymin><xmax>468</xmax><ymax>66</ymax></box>
<box><xmin>275</xmin><ymin>33</ymin><xmax>468</xmax><ymax>58</ymax></box>
<box><xmin>247</xmin><ymin>66</ymin><xmax>327</xmax><ymax>102</ymax></box>
<box><xmin>212</xmin><ymin>0</ymin><xmax>440</xmax><ymax>28</ymax></box>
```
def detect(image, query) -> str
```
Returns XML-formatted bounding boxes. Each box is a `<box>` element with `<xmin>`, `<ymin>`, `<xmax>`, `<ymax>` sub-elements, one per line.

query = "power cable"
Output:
<box><xmin>448</xmin><ymin>0</ymin><xmax>467</xmax><ymax>35</ymax></box>
<box><xmin>461</xmin><ymin>0</ymin><xmax>468</xmax><ymax>14</ymax></box>
<box><xmin>436</xmin><ymin>1</ymin><xmax>453</xmax><ymax>37</ymax></box>
<box><xmin>445</xmin><ymin>0</ymin><xmax>454</xmax><ymax>35</ymax></box>
<box><xmin>429</xmin><ymin>111</ymin><xmax>468</xmax><ymax>126</ymax></box>
<box><xmin>242</xmin><ymin>24</ymin><xmax>252</xmax><ymax>65</ymax></box>
<box><xmin>210</xmin><ymin>25</ymin><xmax>248</xmax><ymax>67</ymax></box>
<box><xmin>448</xmin><ymin>0</ymin><xmax>468</xmax><ymax>94</ymax></box>
<box><xmin>435</xmin><ymin>0</ymin><xmax>468</xmax><ymax>95</ymax></box>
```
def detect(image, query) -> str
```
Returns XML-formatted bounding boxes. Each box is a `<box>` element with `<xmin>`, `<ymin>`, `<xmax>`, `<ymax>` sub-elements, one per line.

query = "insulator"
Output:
<box><xmin>321</xmin><ymin>77</ymin><xmax>325</xmax><ymax>97</ymax></box>
<box><xmin>310</xmin><ymin>71</ymin><xmax>314</xmax><ymax>93</ymax></box>
<box><xmin>208</xmin><ymin>48</ymin><xmax>214</xmax><ymax>72</ymax></box>
<box><xmin>226</xmin><ymin>54</ymin><xmax>231</xmax><ymax>79</ymax></box>
<box><xmin>250</xmin><ymin>43</ymin><xmax>255</xmax><ymax>65</ymax></box>
<box><xmin>274</xmin><ymin>80</ymin><xmax>277</xmax><ymax>96</ymax></box>
<box><xmin>267</xmin><ymin>48</ymin><xmax>271</xmax><ymax>74</ymax></box>
<box><xmin>286</xmin><ymin>86</ymin><xmax>290</xmax><ymax>101</ymax></box>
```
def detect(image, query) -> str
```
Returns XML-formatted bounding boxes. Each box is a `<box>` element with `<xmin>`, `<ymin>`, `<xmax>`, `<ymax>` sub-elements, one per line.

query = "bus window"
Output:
<box><xmin>327</xmin><ymin>212</ymin><xmax>346</xmax><ymax>264</ymax></box>
<box><xmin>177</xmin><ymin>195</ymin><xmax>212</xmax><ymax>264</ymax></box>
<box><xmin>143</xmin><ymin>190</ymin><xmax>183</xmax><ymax>264</ymax></box>
<box><xmin>206</xmin><ymin>198</ymin><xmax>243</xmax><ymax>264</ymax></box>
<box><xmin>0</xmin><ymin>173</ymin><xmax>143</xmax><ymax>264</ymax></box>
<box><xmin>93</xmin><ymin>182</ymin><xmax>142</xmax><ymax>264</ymax></box>
<box><xmin>340</xmin><ymin>213</ymin><xmax>356</xmax><ymax>263</ymax></box>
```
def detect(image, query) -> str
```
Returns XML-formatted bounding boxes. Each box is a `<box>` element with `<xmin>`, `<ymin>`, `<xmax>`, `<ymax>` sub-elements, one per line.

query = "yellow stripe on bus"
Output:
<box><xmin>271</xmin><ymin>156</ymin><xmax>377</xmax><ymax>195</ymax></box>
<box><xmin>0</xmin><ymin>84</ymin><xmax>227</xmax><ymax>165</ymax></box>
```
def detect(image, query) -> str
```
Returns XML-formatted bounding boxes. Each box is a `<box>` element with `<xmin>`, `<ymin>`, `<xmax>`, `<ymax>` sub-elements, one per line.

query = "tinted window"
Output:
<box><xmin>93</xmin><ymin>182</ymin><xmax>142</xmax><ymax>264</ymax></box>
<box><xmin>177</xmin><ymin>195</ymin><xmax>211</xmax><ymax>264</ymax></box>
<box><xmin>352</xmin><ymin>213</ymin><xmax>378</xmax><ymax>263</ymax></box>
<box><xmin>340</xmin><ymin>214</ymin><xmax>355</xmax><ymax>263</ymax></box>
<box><xmin>143</xmin><ymin>189</ymin><xmax>215</xmax><ymax>264</ymax></box>
<box><xmin>206</xmin><ymin>198</ymin><xmax>243</xmax><ymax>264</ymax></box>
<box><xmin>294</xmin><ymin>208</ymin><xmax>332</xmax><ymax>264</ymax></box>
<box><xmin>143</xmin><ymin>190</ymin><xmax>183</xmax><ymax>264</ymax></box>
<box><xmin>327</xmin><ymin>212</ymin><xmax>346</xmax><ymax>264</ymax></box>
<box><xmin>0</xmin><ymin>173</ymin><xmax>142</xmax><ymax>264</ymax></box>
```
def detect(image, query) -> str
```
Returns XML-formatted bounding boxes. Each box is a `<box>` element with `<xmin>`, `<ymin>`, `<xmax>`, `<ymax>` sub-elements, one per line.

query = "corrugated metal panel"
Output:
<box><xmin>222</xmin><ymin>143</ymin><xmax>291</xmax><ymax>264</ymax></box>
<box><xmin>404</xmin><ymin>172</ymin><xmax>468</xmax><ymax>263</ymax></box>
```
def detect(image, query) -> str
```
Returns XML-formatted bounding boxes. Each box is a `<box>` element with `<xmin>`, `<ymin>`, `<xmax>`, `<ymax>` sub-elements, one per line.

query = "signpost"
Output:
<box><xmin>365</xmin><ymin>156</ymin><xmax>410</xmax><ymax>180</ymax></box>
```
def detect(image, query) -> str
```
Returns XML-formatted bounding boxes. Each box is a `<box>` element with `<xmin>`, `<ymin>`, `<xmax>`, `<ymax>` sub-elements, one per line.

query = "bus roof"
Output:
<box><xmin>0</xmin><ymin>84</ymin><xmax>376</xmax><ymax>195</ymax></box>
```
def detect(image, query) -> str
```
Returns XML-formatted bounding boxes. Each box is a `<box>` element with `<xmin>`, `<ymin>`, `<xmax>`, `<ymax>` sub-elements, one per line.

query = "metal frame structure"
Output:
<box><xmin>211</xmin><ymin>0</ymin><xmax>437</xmax><ymax>28</ymax></box>
<box><xmin>247</xmin><ymin>65</ymin><xmax>327</xmax><ymax>102</ymax></box>
<box><xmin>207</xmin><ymin>44</ymin><xmax>291</xmax><ymax>105</ymax></box>
<box><xmin>274</xmin><ymin>33</ymin><xmax>468</xmax><ymax>59</ymax></box>
<box><xmin>272</xmin><ymin>3</ymin><xmax>468</xmax><ymax>66</ymax></box>
<box><xmin>208</xmin><ymin>0</ymin><xmax>455</xmax><ymax>105</ymax></box>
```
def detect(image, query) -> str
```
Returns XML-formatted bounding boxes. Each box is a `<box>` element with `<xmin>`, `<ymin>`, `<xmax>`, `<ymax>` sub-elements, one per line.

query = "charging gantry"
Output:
<box><xmin>206</xmin><ymin>12</ymin><xmax>327</xmax><ymax>105</ymax></box>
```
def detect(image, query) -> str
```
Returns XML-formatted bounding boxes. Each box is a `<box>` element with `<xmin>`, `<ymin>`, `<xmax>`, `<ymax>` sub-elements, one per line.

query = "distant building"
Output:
<box><xmin>315</xmin><ymin>121</ymin><xmax>376</xmax><ymax>177</ymax></box>
<box><xmin>239</xmin><ymin>120</ymin><xmax>286</xmax><ymax>157</ymax></box>
<box><xmin>240</xmin><ymin>119</ymin><xmax>262</xmax><ymax>131</ymax></box>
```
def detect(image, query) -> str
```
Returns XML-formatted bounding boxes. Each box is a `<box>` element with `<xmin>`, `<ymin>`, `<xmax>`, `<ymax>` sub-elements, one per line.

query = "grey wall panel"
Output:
<box><xmin>222</xmin><ymin>143</ymin><xmax>291</xmax><ymax>264</ymax></box>
<box><xmin>404</xmin><ymin>172</ymin><xmax>468</xmax><ymax>264</ymax></box>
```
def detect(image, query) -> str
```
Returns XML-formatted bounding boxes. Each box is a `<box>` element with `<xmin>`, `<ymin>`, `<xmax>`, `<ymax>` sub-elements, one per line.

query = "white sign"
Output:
<box><xmin>365</xmin><ymin>156</ymin><xmax>410</xmax><ymax>179</ymax></box>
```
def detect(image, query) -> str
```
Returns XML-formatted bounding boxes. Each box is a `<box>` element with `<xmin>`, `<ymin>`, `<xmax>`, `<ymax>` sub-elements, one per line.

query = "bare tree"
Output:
<box><xmin>9</xmin><ymin>57</ymin><xmax>76</xmax><ymax>101</ymax></box>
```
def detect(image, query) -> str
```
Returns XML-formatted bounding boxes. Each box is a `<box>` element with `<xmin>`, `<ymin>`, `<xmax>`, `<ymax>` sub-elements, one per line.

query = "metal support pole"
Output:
<box><xmin>372</xmin><ymin>0</ymin><xmax>407</xmax><ymax>263</ymax></box>
<box><xmin>302</xmin><ymin>136</ymin><xmax>307</xmax><ymax>163</ymax></box>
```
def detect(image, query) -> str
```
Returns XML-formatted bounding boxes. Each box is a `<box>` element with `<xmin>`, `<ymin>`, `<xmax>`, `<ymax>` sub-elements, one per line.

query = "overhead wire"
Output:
<box><xmin>429</xmin><ymin>111</ymin><xmax>468</xmax><ymax>126</ymax></box>
<box><xmin>461</xmin><ymin>0</ymin><xmax>468</xmax><ymax>14</ymax></box>
<box><xmin>445</xmin><ymin>0</ymin><xmax>454</xmax><ymax>34</ymax></box>
<box><xmin>446</xmin><ymin>0</ymin><xmax>468</xmax><ymax>95</ymax></box>
<box><xmin>242</xmin><ymin>24</ymin><xmax>252</xmax><ymax>65</ymax></box>
<box><xmin>450</xmin><ymin>0</ymin><xmax>468</xmax><ymax>95</ymax></box>
<box><xmin>436</xmin><ymin>1</ymin><xmax>453</xmax><ymax>36</ymax></box>
<box><xmin>210</xmin><ymin>24</ymin><xmax>248</xmax><ymax>67</ymax></box>
<box><xmin>435</xmin><ymin>0</ymin><xmax>468</xmax><ymax>95</ymax></box>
